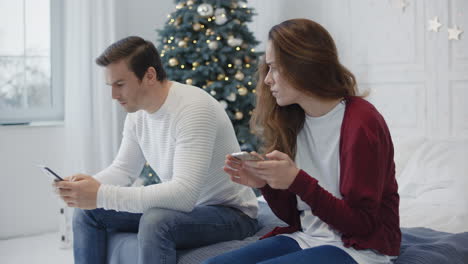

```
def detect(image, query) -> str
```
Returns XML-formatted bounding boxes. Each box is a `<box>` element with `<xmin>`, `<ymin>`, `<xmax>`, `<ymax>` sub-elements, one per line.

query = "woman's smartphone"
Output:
<box><xmin>231</xmin><ymin>151</ymin><xmax>263</xmax><ymax>161</ymax></box>
<box><xmin>38</xmin><ymin>165</ymin><xmax>64</xmax><ymax>181</ymax></box>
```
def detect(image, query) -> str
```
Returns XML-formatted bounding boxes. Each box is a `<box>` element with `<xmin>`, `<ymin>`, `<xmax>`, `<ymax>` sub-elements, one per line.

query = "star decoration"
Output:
<box><xmin>428</xmin><ymin>16</ymin><xmax>442</xmax><ymax>32</ymax></box>
<box><xmin>448</xmin><ymin>26</ymin><xmax>463</xmax><ymax>40</ymax></box>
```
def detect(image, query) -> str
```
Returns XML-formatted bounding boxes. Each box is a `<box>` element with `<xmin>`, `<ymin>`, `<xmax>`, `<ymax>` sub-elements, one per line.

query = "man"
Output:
<box><xmin>55</xmin><ymin>36</ymin><xmax>258</xmax><ymax>264</ymax></box>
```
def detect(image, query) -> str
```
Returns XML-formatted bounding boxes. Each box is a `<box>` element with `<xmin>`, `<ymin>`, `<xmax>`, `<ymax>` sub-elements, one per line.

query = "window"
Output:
<box><xmin>0</xmin><ymin>0</ymin><xmax>63</xmax><ymax>124</ymax></box>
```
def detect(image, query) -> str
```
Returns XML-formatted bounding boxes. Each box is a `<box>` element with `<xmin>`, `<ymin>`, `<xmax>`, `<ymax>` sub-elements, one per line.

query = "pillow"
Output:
<box><xmin>398</xmin><ymin>140</ymin><xmax>468</xmax><ymax>232</ymax></box>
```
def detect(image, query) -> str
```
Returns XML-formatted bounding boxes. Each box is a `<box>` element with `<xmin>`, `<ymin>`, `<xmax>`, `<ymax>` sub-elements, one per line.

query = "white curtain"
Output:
<box><xmin>63</xmin><ymin>0</ymin><xmax>124</xmax><ymax>176</ymax></box>
<box><xmin>60</xmin><ymin>0</ymin><xmax>124</xmax><ymax>248</ymax></box>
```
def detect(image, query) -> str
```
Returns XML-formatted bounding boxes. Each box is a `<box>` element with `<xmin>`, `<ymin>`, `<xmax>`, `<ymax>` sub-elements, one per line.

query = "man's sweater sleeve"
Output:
<box><xmin>94</xmin><ymin>115</ymin><xmax>145</xmax><ymax>187</ymax></box>
<box><xmin>98</xmin><ymin>103</ymin><xmax>217</xmax><ymax>213</ymax></box>
<box><xmin>288</xmin><ymin>125</ymin><xmax>389</xmax><ymax>237</ymax></box>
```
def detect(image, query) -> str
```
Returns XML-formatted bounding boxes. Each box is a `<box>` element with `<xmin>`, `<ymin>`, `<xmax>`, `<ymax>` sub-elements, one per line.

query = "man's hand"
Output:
<box><xmin>244</xmin><ymin>150</ymin><xmax>300</xmax><ymax>190</ymax></box>
<box><xmin>224</xmin><ymin>153</ymin><xmax>267</xmax><ymax>188</ymax></box>
<box><xmin>53</xmin><ymin>174</ymin><xmax>101</xmax><ymax>209</ymax></box>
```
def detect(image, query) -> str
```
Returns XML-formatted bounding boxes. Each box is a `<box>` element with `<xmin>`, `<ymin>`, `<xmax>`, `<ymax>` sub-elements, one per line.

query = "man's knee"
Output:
<box><xmin>138</xmin><ymin>208</ymin><xmax>180</xmax><ymax>242</ymax></box>
<box><xmin>72</xmin><ymin>208</ymin><xmax>105</xmax><ymax>227</ymax></box>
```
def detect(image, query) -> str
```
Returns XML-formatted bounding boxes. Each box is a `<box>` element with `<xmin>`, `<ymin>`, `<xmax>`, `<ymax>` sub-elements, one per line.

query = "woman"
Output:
<box><xmin>203</xmin><ymin>19</ymin><xmax>401</xmax><ymax>264</ymax></box>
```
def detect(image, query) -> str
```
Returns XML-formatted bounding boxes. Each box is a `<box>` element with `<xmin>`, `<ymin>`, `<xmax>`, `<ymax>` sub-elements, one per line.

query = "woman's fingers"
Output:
<box><xmin>226</xmin><ymin>159</ymin><xmax>242</xmax><ymax>170</ymax></box>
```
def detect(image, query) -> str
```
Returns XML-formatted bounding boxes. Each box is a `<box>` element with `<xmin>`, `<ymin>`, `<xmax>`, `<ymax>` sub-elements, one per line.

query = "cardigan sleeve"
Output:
<box><xmin>288</xmin><ymin>122</ymin><xmax>392</xmax><ymax>237</ymax></box>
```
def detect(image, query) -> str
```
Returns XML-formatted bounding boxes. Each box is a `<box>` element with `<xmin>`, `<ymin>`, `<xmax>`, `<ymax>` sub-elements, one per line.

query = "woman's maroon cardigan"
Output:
<box><xmin>260</xmin><ymin>96</ymin><xmax>401</xmax><ymax>256</ymax></box>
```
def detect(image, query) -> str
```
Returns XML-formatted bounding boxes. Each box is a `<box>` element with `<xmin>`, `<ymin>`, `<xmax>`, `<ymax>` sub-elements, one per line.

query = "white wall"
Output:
<box><xmin>0</xmin><ymin>125</ymin><xmax>66</xmax><ymax>238</ymax></box>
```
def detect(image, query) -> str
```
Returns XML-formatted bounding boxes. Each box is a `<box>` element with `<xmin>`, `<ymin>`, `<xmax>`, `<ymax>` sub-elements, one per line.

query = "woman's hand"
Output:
<box><xmin>224</xmin><ymin>152</ymin><xmax>267</xmax><ymax>188</ymax></box>
<box><xmin>244</xmin><ymin>150</ymin><xmax>299</xmax><ymax>190</ymax></box>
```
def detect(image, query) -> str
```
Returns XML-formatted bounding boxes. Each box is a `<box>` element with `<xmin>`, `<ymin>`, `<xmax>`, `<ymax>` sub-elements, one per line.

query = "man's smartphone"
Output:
<box><xmin>231</xmin><ymin>151</ymin><xmax>263</xmax><ymax>161</ymax></box>
<box><xmin>38</xmin><ymin>165</ymin><xmax>64</xmax><ymax>181</ymax></box>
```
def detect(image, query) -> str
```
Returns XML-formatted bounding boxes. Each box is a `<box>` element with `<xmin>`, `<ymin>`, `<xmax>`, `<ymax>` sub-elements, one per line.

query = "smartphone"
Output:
<box><xmin>38</xmin><ymin>165</ymin><xmax>64</xmax><ymax>181</ymax></box>
<box><xmin>231</xmin><ymin>151</ymin><xmax>263</xmax><ymax>161</ymax></box>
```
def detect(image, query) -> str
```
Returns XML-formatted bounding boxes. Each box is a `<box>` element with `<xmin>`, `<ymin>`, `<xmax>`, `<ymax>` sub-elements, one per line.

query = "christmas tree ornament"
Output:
<box><xmin>244</xmin><ymin>56</ymin><xmax>251</xmax><ymax>63</ymax></box>
<box><xmin>176</xmin><ymin>3</ymin><xmax>185</xmax><ymax>9</ymax></box>
<box><xmin>185</xmin><ymin>78</ymin><xmax>193</xmax><ymax>85</ymax></box>
<box><xmin>226</xmin><ymin>92</ymin><xmax>237</xmax><ymax>102</ymax></box>
<box><xmin>238</xmin><ymin>86</ymin><xmax>248</xmax><ymax>96</ymax></box>
<box><xmin>175</xmin><ymin>17</ymin><xmax>182</xmax><ymax>26</ymax></box>
<box><xmin>448</xmin><ymin>26</ymin><xmax>463</xmax><ymax>40</ymax></box>
<box><xmin>205</xmin><ymin>28</ymin><xmax>213</xmax><ymax>36</ymax></box>
<box><xmin>178</xmin><ymin>40</ymin><xmax>187</xmax><ymax>47</ymax></box>
<box><xmin>235</xmin><ymin>71</ymin><xmax>245</xmax><ymax>81</ymax></box>
<box><xmin>239</xmin><ymin>1</ymin><xmax>248</xmax><ymax>8</ymax></box>
<box><xmin>428</xmin><ymin>16</ymin><xmax>442</xmax><ymax>32</ymax></box>
<box><xmin>192</xmin><ymin>61</ymin><xmax>200</xmax><ymax>67</ymax></box>
<box><xmin>217</xmin><ymin>73</ymin><xmax>226</xmax><ymax>80</ymax></box>
<box><xmin>197</xmin><ymin>3</ymin><xmax>214</xmax><ymax>17</ymax></box>
<box><xmin>228</xmin><ymin>36</ymin><xmax>243</xmax><ymax>47</ymax></box>
<box><xmin>193</xmin><ymin>22</ymin><xmax>202</xmax><ymax>31</ymax></box>
<box><xmin>219</xmin><ymin>100</ymin><xmax>228</xmax><ymax>109</ymax></box>
<box><xmin>215</xmin><ymin>8</ymin><xmax>228</xmax><ymax>25</ymax></box>
<box><xmin>208</xmin><ymin>40</ymin><xmax>219</xmax><ymax>50</ymax></box>
<box><xmin>234</xmin><ymin>59</ymin><xmax>242</xmax><ymax>65</ymax></box>
<box><xmin>187</xmin><ymin>0</ymin><xmax>194</xmax><ymax>5</ymax></box>
<box><xmin>168</xmin><ymin>57</ymin><xmax>179</xmax><ymax>67</ymax></box>
<box><xmin>235</xmin><ymin>111</ymin><xmax>244</xmax><ymax>120</ymax></box>
<box><xmin>210</xmin><ymin>90</ymin><xmax>217</xmax><ymax>96</ymax></box>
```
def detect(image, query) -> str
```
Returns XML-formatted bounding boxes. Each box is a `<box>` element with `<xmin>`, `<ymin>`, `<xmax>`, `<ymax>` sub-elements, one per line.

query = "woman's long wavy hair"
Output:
<box><xmin>251</xmin><ymin>19</ymin><xmax>359</xmax><ymax>158</ymax></box>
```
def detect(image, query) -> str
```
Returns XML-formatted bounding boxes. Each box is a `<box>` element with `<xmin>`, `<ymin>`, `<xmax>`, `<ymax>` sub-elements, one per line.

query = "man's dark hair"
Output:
<box><xmin>96</xmin><ymin>36</ymin><xmax>167</xmax><ymax>82</ymax></box>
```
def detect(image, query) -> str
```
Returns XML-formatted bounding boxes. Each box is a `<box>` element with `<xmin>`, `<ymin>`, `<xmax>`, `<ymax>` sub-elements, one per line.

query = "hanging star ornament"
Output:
<box><xmin>428</xmin><ymin>16</ymin><xmax>442</xmax><ymax>32</ymax></box>
<box><xmin>448</xmin><ymin>26</ymin><xmax>463</xmax><ymax>40</ymax></box>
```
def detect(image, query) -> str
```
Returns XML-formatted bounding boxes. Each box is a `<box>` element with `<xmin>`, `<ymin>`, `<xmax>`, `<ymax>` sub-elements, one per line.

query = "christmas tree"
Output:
<box><xmin>157</xmin><ymin>0</ymin><xmax>262</xmax><ymax>151</ymax></box>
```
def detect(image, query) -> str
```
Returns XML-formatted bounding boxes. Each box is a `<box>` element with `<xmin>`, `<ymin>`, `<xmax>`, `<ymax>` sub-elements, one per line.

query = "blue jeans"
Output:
<box><xmin>73</xmin><ymin>205</ymin><xmax>258</xmax><ymax>264</ymax></box>
<box><xmin>203</xmin><ymin>235</ymin><xmax>358</xmax><ymax>264</ymax></box>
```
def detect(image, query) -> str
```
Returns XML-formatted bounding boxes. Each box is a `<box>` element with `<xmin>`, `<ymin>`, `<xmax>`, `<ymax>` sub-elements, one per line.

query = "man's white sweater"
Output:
<box><xmin>95</xmin><ymin>81</ymin><xmax>258</xmax><ymax>218</ymax></box>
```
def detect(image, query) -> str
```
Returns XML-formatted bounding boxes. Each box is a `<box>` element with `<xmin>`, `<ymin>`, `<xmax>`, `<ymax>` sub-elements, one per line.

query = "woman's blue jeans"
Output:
<box><xmin>203</xmin><ymin>235</ymin><xmax>358</xmax><ymax>264</ymax></box>
<box><xmin>73</xmin><ymin>205</ymin><xmax>258</xmax><ymax>264</ymax></box>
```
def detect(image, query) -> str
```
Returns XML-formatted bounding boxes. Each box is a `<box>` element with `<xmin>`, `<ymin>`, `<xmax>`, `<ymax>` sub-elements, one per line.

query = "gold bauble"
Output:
<box><xmin>244</xmin><ymin>56</ymin><xmax>251</xmax><ymax>63</ymax></box>
<box><xmin>176</xmin><ymin>3</ymin><xmax>184</xmax><ymax>9</ymax></box>
<box><xmin>168</xmin><ymin>58</ymin><xmax>179</xmax><ymax>67</ymax></box>
<box><xmin>217</xmin><ymin>74</ymin><xmax>226</xmax><ymax>81</ymax></box>
<box><xmin>238</xmin><ymin>87</ymin><xmax>248</xmax><ymax>96</ymax></box>
<box><xmin>234</xmin><ymin>71</ymin><xmax>245</xmax><ymax>81</ymax></box>
<box><xmin>235</xmin><ymin>111</ymin><xmax>244</xmax><ymax>120</ymax></box>
<box><xmin>185</xmin><ymin>78</ymin><xmax>193</xmax><ymax>85</ymax></box>
<box><xmin>178</xmin><ymin>40</ymin><xmax>187</xmax><ymax>48</ymax></box>
<box><xmin>193</xmin><ymin>23</ymin><xmax>202</xmax><ymax>31</ymax></box>
<box><xmin>206</xmin><ymin>81</ymin><xmax>214</xmax><ymax>86</ymax></box>
<box><xmin>192</xmin><ymin>61</ymin><xmax>200</xmax><ymax>67</ymax></box>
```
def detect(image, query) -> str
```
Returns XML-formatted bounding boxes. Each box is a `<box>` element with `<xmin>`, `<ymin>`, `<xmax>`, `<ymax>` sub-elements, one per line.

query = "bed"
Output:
<box><xmin>107</xmin><ymin>139</ymin><xmax>468</xmax><ymax>263</ymax></box>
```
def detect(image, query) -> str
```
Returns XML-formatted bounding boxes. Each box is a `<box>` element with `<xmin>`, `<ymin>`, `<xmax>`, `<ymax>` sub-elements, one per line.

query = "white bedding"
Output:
<box><xmin>397</xmin><ymin>139</ymin><xmax>468</xmax><ymax>233</ymax></box>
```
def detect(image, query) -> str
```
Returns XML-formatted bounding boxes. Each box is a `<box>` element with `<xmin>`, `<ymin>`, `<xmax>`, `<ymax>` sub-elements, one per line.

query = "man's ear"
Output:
<box><xmin>145</xmin><ymin>66</ymin><xmax>158</xmax><ymax>84</ymax></box>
